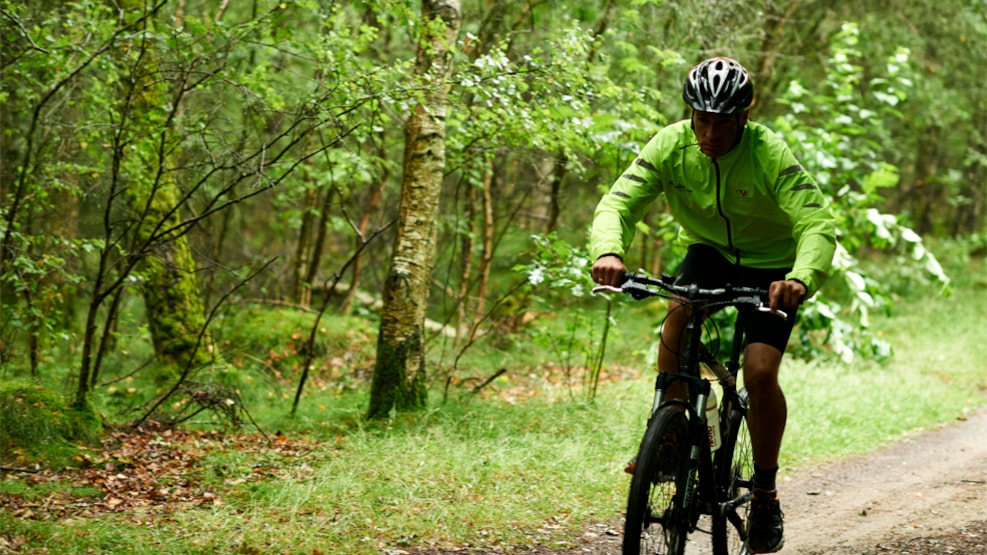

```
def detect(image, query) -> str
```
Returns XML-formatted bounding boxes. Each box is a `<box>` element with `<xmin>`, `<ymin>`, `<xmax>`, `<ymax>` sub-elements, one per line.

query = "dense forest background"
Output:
<box><xmin>1</xmin><ymin>0</ymin><xmax>985</xmax><ymax>424</ymax></box>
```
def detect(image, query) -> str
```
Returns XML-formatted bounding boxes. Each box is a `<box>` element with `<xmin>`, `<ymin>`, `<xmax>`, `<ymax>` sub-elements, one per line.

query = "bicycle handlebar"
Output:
<box><xmin>592</xmin><ymin>272</ymin><xmax>788</xmax><ymax>320</ymax></box>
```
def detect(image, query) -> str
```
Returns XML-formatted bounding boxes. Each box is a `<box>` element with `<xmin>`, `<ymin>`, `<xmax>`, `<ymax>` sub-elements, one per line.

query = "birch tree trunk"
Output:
<box><xmin>367</xmin><ymin>0</ymin><xmax>461</xmax><ymax>419</ymax></box>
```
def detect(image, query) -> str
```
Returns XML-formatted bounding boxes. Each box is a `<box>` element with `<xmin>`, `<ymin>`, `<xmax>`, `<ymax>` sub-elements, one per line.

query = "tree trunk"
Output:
<box><xmin>546</xmin><ymin>150</ymin><xmax>566</xmax><ymax>233</ymax></box>
<box><xmin>120</xmin><ymin>1</ymin><xmax>214</xmax><ymax>378</ymax></box>
<box><xmin>911</xmin><ymin>126</ymin><xmax>943</xmax><ymax>235</ymax></box>
<box><xmin>343</xmin><ymin>176</ymin><xmax>386</xmax><ymax>314</ymax></box>
<box><xmin>291</xmin><ymin>183</ymin><xmax>318</xmax><ymax>307</ymax></box>
<box><xmin>367</xmin><ymin>0</ymin><xmax>461</xmax><ymax>419</ymax></box>
<box><xmin>542</xmin><ymin>0</ymin><xmax>610</xmax><ymax>234</ymax></box>
<box><xmin>138</xmin><ymin>205</ymin><xmax>213</xmax><ymax>374</ymax></box>
<box><xmin>454</xmin><ymin>175</ymin><xmax>476</xmax><ymax>350</ymax></box>
<box><xmin>473</xmin><ymin>161</ymin><xmax>495</xmax><ymax>325</ymax></box>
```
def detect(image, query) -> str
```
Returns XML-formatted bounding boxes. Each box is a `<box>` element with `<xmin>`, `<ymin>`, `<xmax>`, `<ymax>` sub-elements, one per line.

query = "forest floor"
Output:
<box><xmin>409</xmin><ymin>407</ymin><xmax>987</xmax><ymax>555</ymax></box>
<box><xmin>2</xmin><ymin>409</ymin><xmax>984</xmax><ymax>554</ymax></box>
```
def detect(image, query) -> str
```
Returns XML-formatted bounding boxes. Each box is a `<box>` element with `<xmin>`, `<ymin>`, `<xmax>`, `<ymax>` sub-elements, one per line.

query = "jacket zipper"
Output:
<box><xmin>712</xmin><ymin>158</ymin><xmax>741</xmax><ymax>265</ymax></box>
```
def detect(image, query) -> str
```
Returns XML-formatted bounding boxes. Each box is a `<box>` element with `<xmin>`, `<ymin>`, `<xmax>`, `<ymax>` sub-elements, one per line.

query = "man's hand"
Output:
<box><xmin>591</xmin><ymin>254</ymin><xmax>627</xmax><ymax>286</ymax></box>
<box><xmin>768</xmin><ymin>279</ymin><xmax>807</xmax><ymax>312</ymax></box>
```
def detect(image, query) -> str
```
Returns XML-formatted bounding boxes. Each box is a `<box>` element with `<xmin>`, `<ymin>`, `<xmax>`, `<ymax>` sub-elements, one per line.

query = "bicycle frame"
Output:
<box><xmin>596</xmin><ymin>273</ymin><xmax>784</xmax><ymax>554</ymax></box>
<box><xmin>649</xmin><ymin>294</ymin><xmax>750</xmax><ymax>533</ymax></box>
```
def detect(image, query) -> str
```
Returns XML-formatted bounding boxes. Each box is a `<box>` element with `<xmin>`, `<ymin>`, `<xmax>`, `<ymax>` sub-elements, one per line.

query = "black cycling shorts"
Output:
<box><xmin>673</xmin><ymin>243</ymin><xmax>798</xmax><ymax>352</ymax></box>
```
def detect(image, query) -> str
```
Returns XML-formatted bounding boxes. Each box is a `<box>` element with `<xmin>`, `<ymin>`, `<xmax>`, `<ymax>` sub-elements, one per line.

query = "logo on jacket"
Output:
<box><xmin>735</xmin><ymin>188</ymin><xmax>751</xmax><ymax>199</ymax></box>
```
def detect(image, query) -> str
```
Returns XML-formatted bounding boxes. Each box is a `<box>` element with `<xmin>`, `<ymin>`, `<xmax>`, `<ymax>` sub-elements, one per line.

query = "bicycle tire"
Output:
<box><xmin>711</xmin><ymin>388</ymin><xmax>754</xmax><ymax>555</ymax></box>
<box><xmin>623</xmin><ymin>406</ymin><xmax>691</xmax><ymax>555</ymax></box>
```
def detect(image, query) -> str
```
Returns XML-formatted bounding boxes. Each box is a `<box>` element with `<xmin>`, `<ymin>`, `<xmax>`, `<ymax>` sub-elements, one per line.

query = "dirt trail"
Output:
<box><xmin>777</xmin><ymin>408</ymin><xmax>987</xmax><ymax>554</ymax></box>
<box><xmin>411</xmin><ymin>409</ymin><xmax>987</xmax><ymax>555</ymax></box>
<box><xmin>573</xmin><ymin>408</ymin><xmax>987</xmax><ymax>554</ymax></box>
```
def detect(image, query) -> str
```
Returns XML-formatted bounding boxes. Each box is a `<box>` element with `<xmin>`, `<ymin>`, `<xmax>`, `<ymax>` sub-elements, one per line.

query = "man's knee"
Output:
<box><xmin>743</xmin><ymin>344</ymin><xmax>783</xmax><ymax>393</ymax></box>
<box><xmin>744</xmin><ymin>367</ymin><xmax>778</xmax><ymax>395</ymax></box>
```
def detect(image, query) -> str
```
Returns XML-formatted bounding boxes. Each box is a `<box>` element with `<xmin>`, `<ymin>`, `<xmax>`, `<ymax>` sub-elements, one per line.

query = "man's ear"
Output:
<box><xmin>738</xmin><ymin>110</ymin><xmax>750</xmax><ymax>127</ymax></box>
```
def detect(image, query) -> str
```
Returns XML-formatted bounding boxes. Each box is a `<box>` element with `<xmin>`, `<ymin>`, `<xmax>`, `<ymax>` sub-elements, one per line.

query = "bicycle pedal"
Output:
<box><xmin>624</xmin><ymin>459</ymin><xmax>637</xmax><ymax>474</ymax></box>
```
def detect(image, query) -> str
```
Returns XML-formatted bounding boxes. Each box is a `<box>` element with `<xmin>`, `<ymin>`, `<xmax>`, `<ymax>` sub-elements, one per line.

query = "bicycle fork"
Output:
<box><xmin>651</xmin><ymin>371</ymin><xmax>716</xmax><ymax>529</ymax></box>
<box><xmin>653</xmin><ymin>372</ymin><xmax>754</xmax><ymax>534</ymax></box>
<box><xmin>715</xmin><ymin>388</ymin><xmax>753</xmax><ymax>537</ymax></box>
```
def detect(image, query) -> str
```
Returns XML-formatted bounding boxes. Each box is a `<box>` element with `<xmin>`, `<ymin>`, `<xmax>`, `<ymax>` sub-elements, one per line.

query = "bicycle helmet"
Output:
<box><xmin>683</xmin><ymin>57</ymin><xmax>753</xmax><ymax>114</ymax></box>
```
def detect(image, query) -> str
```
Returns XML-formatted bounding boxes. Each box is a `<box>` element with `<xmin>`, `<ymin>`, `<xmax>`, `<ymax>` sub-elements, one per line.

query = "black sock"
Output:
<box><xmin>753</xmin><ymin>464</ymin><xmax>778</xmax><ymax>492</ymax></box>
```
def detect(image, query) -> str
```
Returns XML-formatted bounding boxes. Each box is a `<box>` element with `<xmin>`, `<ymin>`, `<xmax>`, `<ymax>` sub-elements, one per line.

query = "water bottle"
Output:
<box><xmin>705</xmin><ymin>388</ymin><xmax>722</xmax><ymax>452</ymax></box>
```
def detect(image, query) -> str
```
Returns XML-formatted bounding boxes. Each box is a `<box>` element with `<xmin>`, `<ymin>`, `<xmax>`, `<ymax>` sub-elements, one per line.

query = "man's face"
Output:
<box><xmin>692</xmin><ymin>110</ymin><xmax>748</xmax><ymax>158</ymax></box>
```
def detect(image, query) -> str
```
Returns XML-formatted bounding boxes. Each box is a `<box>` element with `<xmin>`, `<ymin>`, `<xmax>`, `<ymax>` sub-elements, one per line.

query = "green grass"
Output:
<box><xmin>0</xmin><ymin>390</ymin><xmax>647</xmax><ymax>554</ymax></box>
<box><xmin>1</xmin><ymin>256</ymin><xmax>985</xmax><ymax>554</ymax></box>
<box><xmin>783</xmin><ymin>254</ymin><xmax>987</xmax><ymax>467</ymax></box>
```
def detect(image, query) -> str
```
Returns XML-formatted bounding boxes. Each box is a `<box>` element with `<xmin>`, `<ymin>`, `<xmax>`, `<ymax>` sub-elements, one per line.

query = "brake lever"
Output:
<box><xmin>591</xmin><ymin>285</ymin><xmax>624</xmax><ymax>295</ymax></box>
<box><xmin>756</xmin><ymin>305</ymin><xmax>788</xmax><ymax>321</ymax></box>
<box><xmin>592</xmin><ymin>282</ymin><xmax>655</xmax><ymax>300</ymax></box>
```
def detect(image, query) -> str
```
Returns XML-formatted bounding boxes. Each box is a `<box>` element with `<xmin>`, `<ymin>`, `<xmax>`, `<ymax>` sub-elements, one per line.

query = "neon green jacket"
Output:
<box><xmin>589</xmin><ymin>119</ymin><xmax>836</xmax><ymax>297</ymax></box>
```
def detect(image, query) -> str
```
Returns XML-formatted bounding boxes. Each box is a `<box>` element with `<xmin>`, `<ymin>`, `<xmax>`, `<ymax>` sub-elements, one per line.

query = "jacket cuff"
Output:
<box><xmin>785</xmin><ymin>272</ymin><xmax>816</xmax><ymax>298</ymax></box>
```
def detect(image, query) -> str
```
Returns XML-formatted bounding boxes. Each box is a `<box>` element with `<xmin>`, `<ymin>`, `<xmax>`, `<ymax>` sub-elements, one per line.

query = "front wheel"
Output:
<box><xmin>711</xmin><ymin>388</ymin><xmax>754</xmax><ymax>555</ymax></box>
<box><xmin>623</xmin><ymin>406</ymin><xmax>691</xmax><ymax>555</ymax></box>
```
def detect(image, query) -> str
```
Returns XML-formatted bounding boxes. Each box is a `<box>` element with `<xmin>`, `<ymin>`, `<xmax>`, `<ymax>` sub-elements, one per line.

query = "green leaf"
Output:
<box><xmin>861</xmin><ymin>163</ymin><xmax>899</xmax><ymax>194</ymax></box>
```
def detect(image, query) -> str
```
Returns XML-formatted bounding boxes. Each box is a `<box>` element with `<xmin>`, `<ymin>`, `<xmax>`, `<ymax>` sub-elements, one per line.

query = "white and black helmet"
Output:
<box><xmin>683</xmin><ymin>57</ymin><xmax>754</xmax><ymax>114</ymax></box>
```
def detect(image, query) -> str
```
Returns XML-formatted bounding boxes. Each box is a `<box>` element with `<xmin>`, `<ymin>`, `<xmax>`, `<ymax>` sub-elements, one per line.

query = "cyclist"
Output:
<box><xmin>589</xmin><ymin>57</ymin><xmax>836</xmax><ymax>553</ymax></box>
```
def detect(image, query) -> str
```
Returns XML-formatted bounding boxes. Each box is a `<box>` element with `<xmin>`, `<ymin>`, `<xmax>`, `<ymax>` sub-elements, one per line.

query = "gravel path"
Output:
<box><xmin>410</xmin><ymin>408</ymin><xmax>987</xmax><ymax>554</ymax></box>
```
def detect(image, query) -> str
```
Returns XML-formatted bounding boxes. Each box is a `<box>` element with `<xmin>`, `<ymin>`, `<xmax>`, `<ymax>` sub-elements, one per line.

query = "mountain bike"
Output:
<box><xmin>594</xmin><ymin>273</ymin><xmax>788</xmax><ymax>555</ymax></box>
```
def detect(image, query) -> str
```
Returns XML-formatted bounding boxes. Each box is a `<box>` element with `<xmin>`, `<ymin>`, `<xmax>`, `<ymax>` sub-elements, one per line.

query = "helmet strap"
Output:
<box><xmin>732</xmin><ymin>111</ymin><xmax>747</xmax><ymax>148</ymax></box>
